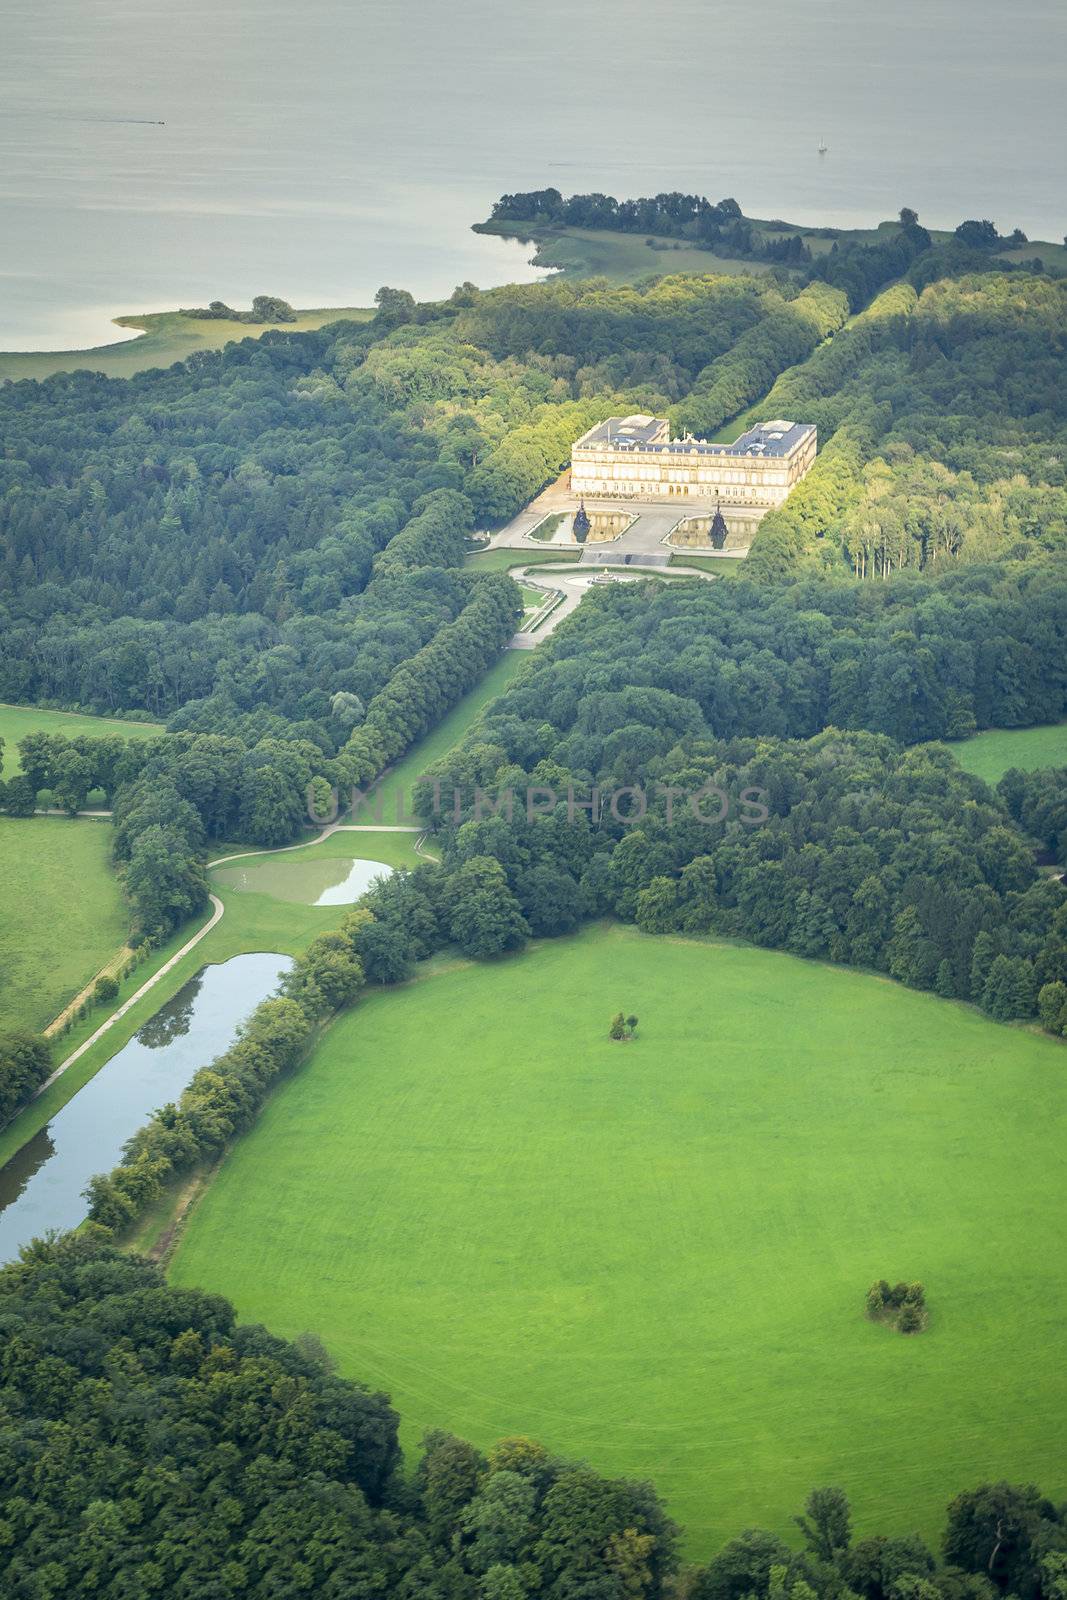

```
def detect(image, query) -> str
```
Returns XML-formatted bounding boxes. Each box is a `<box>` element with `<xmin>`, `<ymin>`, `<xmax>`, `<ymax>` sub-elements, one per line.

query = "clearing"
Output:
<box><xmin>168</xmin><ymin>921</ymin><xmax>1067</xmax><ymax>1556</ymax></box>
<box><xmin>952</xmin><ymin>723</ymin><xmax>1067</xmax><ymax>785</ymax></box>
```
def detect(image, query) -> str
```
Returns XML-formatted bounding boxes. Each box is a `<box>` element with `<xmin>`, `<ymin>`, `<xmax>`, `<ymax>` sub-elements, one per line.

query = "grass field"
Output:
<box><xmin>169</xmin><ymin>922</ymin><xmax>1067</xmax><ymax>1556</ymax></box>
<box><xmin>519</xmin><ymin>583</ymin><xmax>549</xmax><ymax>620</ymax></box>
<box><xmin>951</xmin><ymin>722</ymin><xmax>1067</xmax><ymax>784</ymax></box>
<box><xmin>667</xmin><ymin>554</ymin><xmax>742</xmax><ymax>577</ymax></box>
<box><xmin>0</xmin><ymin>305</ymin><xmax>373</xmax><ymax>384</ymax></box>
<box><xmin>0</xmin><ymin>704</ymin><xmax>163</xmax><ymax>776</ymax></box>
<box><xmin>0</xmin><ymin>816</ymin><xmax>129</xmax><ymax>1034</ymax></box>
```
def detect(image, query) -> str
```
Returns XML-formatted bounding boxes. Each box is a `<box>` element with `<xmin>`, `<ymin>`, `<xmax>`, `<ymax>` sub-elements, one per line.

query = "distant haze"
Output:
<box><xmin>3</xmin><ymin>0</ymin><xmax>1064</xmax><ymax>349</ymax></box>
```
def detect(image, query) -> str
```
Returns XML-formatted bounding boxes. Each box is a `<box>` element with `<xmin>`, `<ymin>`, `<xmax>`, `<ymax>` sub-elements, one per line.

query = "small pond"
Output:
<box><xmin>0</xmin><ymin>951</ymin><xmax>292</xmax><ymax>1262</ymax></box>
<box><xmin>212</xmin><ymin>855</ymin><xmax>394</xmax><ymax>906</ymax></box>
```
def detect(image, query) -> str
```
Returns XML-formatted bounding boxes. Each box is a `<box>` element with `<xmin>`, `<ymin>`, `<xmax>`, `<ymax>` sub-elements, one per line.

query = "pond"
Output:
<box><xmin>212</xmin><ymin>854</ymin><xmax>394</xmax><ymax>906</ymax></box>
<box><xmin>0</xmin><ymin>951</ymin><xmax>292</xmax><ymax>1262</ymax></box>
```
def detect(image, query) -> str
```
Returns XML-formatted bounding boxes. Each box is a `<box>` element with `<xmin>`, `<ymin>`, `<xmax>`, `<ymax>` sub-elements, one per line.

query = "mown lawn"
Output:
<box><xmin>951</xmin><ymin>722</ymin><xmax>1067</xmax><ymax>784</ymax></box>
<box><xmin>0</xmin><ymin>816</ymin><xmax>129</xmax><ymax>1033</ymax></box>
<box><xmin>0</xmin><ymin>704</ymin><xmax>163</xmax><ymax>775</ymax></box>
<box><xmin>169</xmin><ymin>922</ymin><xmax>1067</xmax><ymax>1557</ymax></box>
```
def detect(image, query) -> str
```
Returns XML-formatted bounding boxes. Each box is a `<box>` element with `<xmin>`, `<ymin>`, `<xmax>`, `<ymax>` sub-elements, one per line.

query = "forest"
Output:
<box><xmin>399</xmin><ymin>561</ymin><xmax>1067</xmax><ymax>1026</ymax></box>
<box><xmin>746</xmin><ymin>273</ymin><xmax>1067</xmax><ymax>579</ymax></box>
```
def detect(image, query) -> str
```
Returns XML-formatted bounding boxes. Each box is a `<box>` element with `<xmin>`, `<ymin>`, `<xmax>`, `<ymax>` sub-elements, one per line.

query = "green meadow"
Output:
<box><xmin>951</xmin><ymin>722</ymin><xmax>1067</xmax><ymax>784</ymax></box>
<box><xmin>0</xmin><ymin>816</ymin><xmax>128</xmax><ymax>1034</ymax></box>
<box><xmin>169</xmin><ymin>922</ymin><xmax>1067</xmax><ymax>1557</ymax></box>
<box><xmin>0</xmin><ymin>704</ymin><xmax>163</xmax><ymax>775</ymax></box>
<box><xmin>0</xmin><ymin>306</ymin><xmax>373</xmax><ymax>384</ymax></box>
<box><xmin>474</xmin><ymin>220</ymin><xmax>775</xmax><ymax>282</ymax></box>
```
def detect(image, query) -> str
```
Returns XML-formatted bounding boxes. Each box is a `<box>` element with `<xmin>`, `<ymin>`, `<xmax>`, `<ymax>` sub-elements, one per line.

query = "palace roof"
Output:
<box><xmin>575</xmin><ymin>415</ymin><xmax>814</xmax><ymax>459</ymax></box>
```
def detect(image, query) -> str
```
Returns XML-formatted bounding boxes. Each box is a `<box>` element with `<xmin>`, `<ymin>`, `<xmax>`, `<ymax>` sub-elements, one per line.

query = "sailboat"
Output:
<box><xmin>818</xmin><ymin>137</ymin><xmax>829</xmax><ymax>155</ymax></box>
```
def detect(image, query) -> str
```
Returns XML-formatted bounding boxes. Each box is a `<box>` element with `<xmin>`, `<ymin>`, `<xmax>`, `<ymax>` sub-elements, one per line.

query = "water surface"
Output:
<box><xmin>0</xmin><ymin>951</ymin><xmax>291</xmax><ymax>1261</ymax></box>
<box><xmin>3</xmin><ymin>0</ymin><xmax>1064</xmax><ymax>348</ymax></box>
<box><xmin>212</xmin><ymin>855</ymin><xmax>394</xmax><ymax>905</ymax></box>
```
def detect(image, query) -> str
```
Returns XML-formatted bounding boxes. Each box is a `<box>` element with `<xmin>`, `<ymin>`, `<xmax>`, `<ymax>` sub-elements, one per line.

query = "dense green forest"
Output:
<box><xmin>2</xmin><ymin>242</ymin><xmax>1064</xmax><ymax>980</ymax></box>
<box><xmin>2</xmin><ymin>1236</ymin><xmax>1065</xmax><ymax>1598</ymax></box>
<box><xmin>747</xmin><ymin>274</ymin><xmax>1067</xmax><ymax>579</ymax></box>
<box><xmin>401</xmin><ymin>562</ymin><xmax>1067</xmax><ymax>1027</ymax></box>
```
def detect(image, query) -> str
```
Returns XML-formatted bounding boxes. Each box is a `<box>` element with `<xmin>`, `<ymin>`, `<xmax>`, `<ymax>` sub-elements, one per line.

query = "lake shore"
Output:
<box><xmin>0</xmin><ymin>303</ymin><xmax>375</xmax><ymax>383</ymax></box>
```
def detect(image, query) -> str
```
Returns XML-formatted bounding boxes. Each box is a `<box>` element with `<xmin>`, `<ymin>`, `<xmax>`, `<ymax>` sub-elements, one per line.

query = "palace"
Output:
<box><xmin>570</xmin><ymin>414</ymin><xmax>817</xmax><ymax>535</ymax></box>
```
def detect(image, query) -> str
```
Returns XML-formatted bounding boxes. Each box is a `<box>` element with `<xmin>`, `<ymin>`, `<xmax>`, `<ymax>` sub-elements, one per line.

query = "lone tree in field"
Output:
<box><xmin>609</xmin><ymin>1013</ymin><xmax>639</xmax><ymax>1041</ymax></box>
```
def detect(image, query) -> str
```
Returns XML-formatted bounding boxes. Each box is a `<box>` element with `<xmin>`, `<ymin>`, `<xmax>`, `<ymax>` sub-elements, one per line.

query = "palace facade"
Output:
<box><xmin>570</xmin><ymin>415</ymin><xmax>817</xmax><ymax>536</ymax></box>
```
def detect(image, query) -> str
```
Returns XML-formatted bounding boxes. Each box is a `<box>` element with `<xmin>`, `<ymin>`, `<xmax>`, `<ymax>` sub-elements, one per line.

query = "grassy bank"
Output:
<box><xmin>0</xmin><ymin>305</ymin><xmax>373</xmax><ymax>383</ymax></box>
<box><xmin>169</xmin><ymin>921</ymin><xmax>1067</xmax><ymax>1557</ymax></box>
<box><xmin>464</xmin><ymin>547</ymin><xmax>581</xmax><ymax>573</ymax></box>
<box><xmin>475</xmin><ymin>214</ymin><xmax>1067</xmax><ymax>288</ymax></box>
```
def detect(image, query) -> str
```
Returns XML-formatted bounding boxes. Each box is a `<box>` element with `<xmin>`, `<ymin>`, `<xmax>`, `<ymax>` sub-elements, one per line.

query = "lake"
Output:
<box><xmin>3</xmin><ymin>0</ymin><xmax>1065</xmax><ymax>350</ymax></box>
<box><xmin>0</xmin><ymin>952</ymin><xmax>291</xmax><ymax>1262</ymax></box>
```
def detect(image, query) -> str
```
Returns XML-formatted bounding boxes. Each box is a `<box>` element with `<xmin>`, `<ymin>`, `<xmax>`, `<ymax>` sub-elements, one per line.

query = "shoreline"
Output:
<box><xmin>0</xmin><ymin>303</ymin><xmax>376</xmax><ymax>384</ymax></box>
